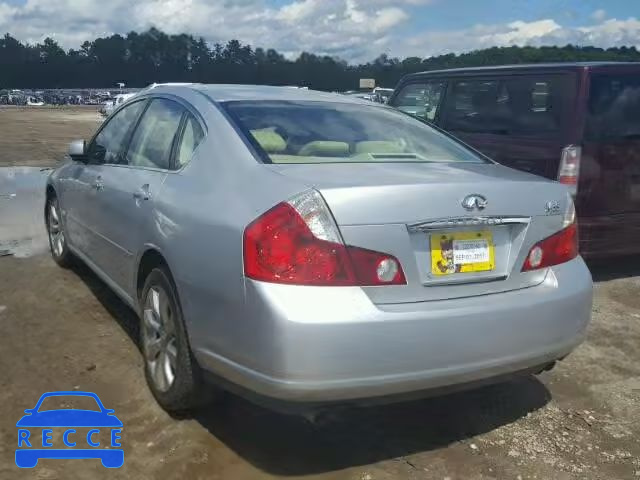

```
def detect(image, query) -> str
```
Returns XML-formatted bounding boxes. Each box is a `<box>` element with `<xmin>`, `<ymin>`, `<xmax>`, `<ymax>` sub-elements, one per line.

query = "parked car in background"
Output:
<box><xmin>46</xmin><ymin>85</ymin><xmax>592</xmax><ymax>413</ymax></box>
<box><xmin>343</xmin><ymin>90</ymin><xmax>377</xmax><ymax>102</ymax></box>
<box><xmin>101</xmin><ymin>93</ymin><xmax>137</xmax><ymax>117</ymax></box>
<box><xmin>373</xmin><ymin>87</ymin><xmax>395</xmax><ymax>103</ymax></box>
<box><xmin>389</xmin><ymin>62</ymin><xmax>640</xmax><ymax>258</ymax></box>
<box><xmin>343</xmin><ymin>89</ymin><xmax>393</xmax><ymax>103</ymax></box>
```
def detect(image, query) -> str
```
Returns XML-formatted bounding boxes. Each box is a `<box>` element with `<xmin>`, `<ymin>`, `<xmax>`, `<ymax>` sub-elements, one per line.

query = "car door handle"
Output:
<box><xmin>133</xmin><ymin>184</ymin><xmax>151</xmax><ymax>201</ymax></box>
<box><xmin>93</xmin><ymin>176</ymin><xmax>104</xmax><ymax>191</ymax></box>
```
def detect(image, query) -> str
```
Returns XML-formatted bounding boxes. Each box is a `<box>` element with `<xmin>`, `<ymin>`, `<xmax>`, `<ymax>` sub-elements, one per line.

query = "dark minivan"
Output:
<box><xmin>389</xmin><ymin>62</ymin><xmax>640</xmax><ymax>258</ymax></box>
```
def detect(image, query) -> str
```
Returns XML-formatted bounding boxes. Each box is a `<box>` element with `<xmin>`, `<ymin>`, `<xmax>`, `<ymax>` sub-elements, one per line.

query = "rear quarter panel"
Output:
<box><xmin>150</xmin><ymin>92</ymin><xmax>312</xmax><ymax>372</ymax></box>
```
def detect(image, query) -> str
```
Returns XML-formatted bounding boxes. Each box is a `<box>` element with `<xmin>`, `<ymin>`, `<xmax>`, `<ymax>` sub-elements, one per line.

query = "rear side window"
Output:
<box><xmin>442</xmin><ymin>75</ymin><xmax>570</xmax><ymax>137</ymax></box>
<box><xmin>586</xmin><ymin>74</ymin><xmax>640</xmax><ymax>140</ymax></box>
<box><xmin>127</xmin><ymin>98</ymin><xmax>184</xmax><ymax>169</ymax></box>
<box><xmin>176</xmin><ymin>115</ymin><xmax>204</xmax><ymax>169</ymax></box>
<box><xmin>393</xmin><ymin>82</ymin><xmax>445</xmax><ymax>122</ymax></box>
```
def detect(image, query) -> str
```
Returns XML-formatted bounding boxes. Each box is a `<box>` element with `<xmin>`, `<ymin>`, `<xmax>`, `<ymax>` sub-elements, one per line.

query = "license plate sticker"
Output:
<box><xmin>431</xmin><ymin>231</ymin><xmax>495</xmax><ymax>275</ymax></box>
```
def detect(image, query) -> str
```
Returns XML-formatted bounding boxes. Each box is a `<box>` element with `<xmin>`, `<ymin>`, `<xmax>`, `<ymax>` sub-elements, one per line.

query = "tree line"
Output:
<box><xmin>1</xmin><ymin>28</ymin><xmax>639</xmax><ymax>90</ymax></box>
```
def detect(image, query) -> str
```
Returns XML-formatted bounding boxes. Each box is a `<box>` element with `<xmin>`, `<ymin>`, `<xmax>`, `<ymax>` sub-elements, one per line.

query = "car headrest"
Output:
<box><xmin>355</xmin><ymin>141</ymin><xmax>405</xmax><ymax>155</ymax></box>
<box><xmin>250</xmin><ymin>129</ymin><xmax>286</xmax><ymax>153</ymax></box>
<box><xmin>298</xmin><ymin>141</ymin><xmax>349</xmax><ymax>157</ymax></box>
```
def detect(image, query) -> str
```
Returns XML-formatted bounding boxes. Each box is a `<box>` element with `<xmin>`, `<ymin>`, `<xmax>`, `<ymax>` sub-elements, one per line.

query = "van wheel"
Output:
<box><xmin>46</xmin><ymin>196</ymin><xmax>73</xmax><ymax>267</ymax></box>
<box><xmin>139</xmin><ymin>267</ymin><xmax>209</xmax><ymax>413</ymax></box>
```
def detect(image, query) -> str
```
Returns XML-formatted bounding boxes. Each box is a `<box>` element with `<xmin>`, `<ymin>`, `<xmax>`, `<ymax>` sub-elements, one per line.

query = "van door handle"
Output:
<box><xmin>93</xmin><ymin>176</ymin><xmax>104</xmax><ymax>191</ymax></box>
<box><xmin>133</xmin><ymin>184</ymin><xmax>151</xmax><ymax>201</ymax></box>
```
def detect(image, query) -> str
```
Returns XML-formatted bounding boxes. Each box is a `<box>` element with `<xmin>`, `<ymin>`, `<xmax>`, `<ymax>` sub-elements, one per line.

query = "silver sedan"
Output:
<box><xmin>45</xmin><ymin>84</ymin><xmax>592</xmax><ymax>412</ymax></box>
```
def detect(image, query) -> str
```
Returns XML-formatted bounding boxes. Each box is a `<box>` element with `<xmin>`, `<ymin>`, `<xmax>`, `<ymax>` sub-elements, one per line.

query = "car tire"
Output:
<box><xmin>139</xmin><ymin>266</ymin><xmax>210</xmax><ymax>413</ymax></box>
<box><xmin>46</xmin><ymin>195</ymin><xmax>73</xmax><ymax>268</ymax></box>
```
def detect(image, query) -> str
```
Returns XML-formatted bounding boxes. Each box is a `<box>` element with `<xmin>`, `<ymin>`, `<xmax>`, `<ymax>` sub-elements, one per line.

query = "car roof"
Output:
<box><xmin>148</xmin><ymin>83</ymin><xmax>375</xmax><ymax>105</ymax></box>
<box><xmin>402</xmin><ymin>61</ymin><xmax>640</xmax><ymax>78</ymax></box>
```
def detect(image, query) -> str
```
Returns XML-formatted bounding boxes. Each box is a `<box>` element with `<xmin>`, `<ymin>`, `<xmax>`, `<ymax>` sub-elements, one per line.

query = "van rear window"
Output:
<box><xmin>586</xmin><ymin>74</ymin><xmax>640</xmax><ymax>140</ymax></box>
<box><xmin>442</xmin><ymin>75</ymin><xmax>571</xmax><ymax>137</ymax></box>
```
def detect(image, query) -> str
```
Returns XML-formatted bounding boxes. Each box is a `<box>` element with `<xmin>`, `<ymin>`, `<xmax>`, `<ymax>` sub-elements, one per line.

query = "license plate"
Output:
<box><xmin>431</xmin><ymin>231</ymin><xmax>495</xmax><ymax>275</ymax></box>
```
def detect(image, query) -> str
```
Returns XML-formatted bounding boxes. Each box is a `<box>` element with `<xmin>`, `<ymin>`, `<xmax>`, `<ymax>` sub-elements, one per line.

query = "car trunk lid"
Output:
<box><xmin>268</xmin><ymin>162</ymin><xmax>571</xmax><ymax>303</ymax></box>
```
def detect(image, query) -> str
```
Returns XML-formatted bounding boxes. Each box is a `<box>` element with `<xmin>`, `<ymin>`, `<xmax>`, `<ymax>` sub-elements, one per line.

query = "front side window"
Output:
<box><xmin>223</xmin><ymin>101</ymin><xmax>485</xmax><ymax>165</ymax></box>
<box><xmin>393</xmin><ymin>82</ymin><xmax>445</xmax><ymax>121</ymax></box>
<box><xmin>442</xmin><ymin>75</ymin><xmax>570</xmax><ymax>137</ymax></box>
<box><xmin>87</xmin><ymin>100</ymin><xmax>145</xmax><ymax>165</ymax></box>
<box><xmin>127</xmin><ymin>98</ymin><xmax>184</xmax><ymax>169</ymax></box>
<box><xmin>586</xmin><ymin>74</ymin><xmax>640</xmax><ymax>141</ymax></box>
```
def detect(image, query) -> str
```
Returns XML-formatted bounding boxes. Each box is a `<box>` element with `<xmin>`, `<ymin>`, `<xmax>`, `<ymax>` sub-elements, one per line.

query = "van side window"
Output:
<box><xmin>442</xmin><ymin>76</ymin><xmax>567</xmax><ymax>137</ymax></box>
<box><xmin>532</xmin><ymin>82</ymin><xmax>551</xmax><ymax>112</ymax></box>
<box><xmin>587</xmin><ymin>75</ymin><xmax>640</xmax><ymax>140</ymax></box>
<box><xmin>393</xmin><ymin>82</ymin><xmax>445</xmax><ymax>122</ymax></box>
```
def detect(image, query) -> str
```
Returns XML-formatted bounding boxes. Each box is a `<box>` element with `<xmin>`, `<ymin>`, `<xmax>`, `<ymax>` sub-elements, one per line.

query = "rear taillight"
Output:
<box><xmin>243</xmin><ymin>190</ymin><xmax>406</xmax><ymax>286</ymax></box>
<box><xmin>522</xmin><ymin>222</ymin><xmax>578</xmax><ymax>272</ymax></box>
<box><xmin>558</xmin><ymin>145</ymin><xmax>581</xmax><ymax>196</ymax></box>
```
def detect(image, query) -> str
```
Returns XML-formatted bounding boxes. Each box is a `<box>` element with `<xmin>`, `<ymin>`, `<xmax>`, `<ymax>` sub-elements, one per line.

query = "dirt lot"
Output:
<box><xmin>0</xmin><ymin>106</ymin><xmax>102</xmax><ymax>167</ymax></box>
<box><xmin>0</xmin><ymin>107</ymin><xmax>639</xmax><ymax>480</ymax></box>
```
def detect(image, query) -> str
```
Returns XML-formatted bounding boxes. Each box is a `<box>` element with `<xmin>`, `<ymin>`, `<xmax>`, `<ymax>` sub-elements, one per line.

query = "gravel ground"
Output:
<box><xmin>0</xmin><ymin>249</ymin><xmax>638</xmax><ymax>480</ymax></box>
<box><xmin>0</xmin><ymin>107</ymin><xmax>638</xmax><ymax>479</ymax></box>
<box><xmin>0</xmin><ymin>106</ymin><xmax>102</xmax><ymax>167</ymax></box>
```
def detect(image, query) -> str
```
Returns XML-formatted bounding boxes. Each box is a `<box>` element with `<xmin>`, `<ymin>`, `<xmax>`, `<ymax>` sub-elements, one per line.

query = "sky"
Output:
<box><xmin>0</xmin><ymin>0</ymin><xmax>638</xmax><ymax>62</ymax></box>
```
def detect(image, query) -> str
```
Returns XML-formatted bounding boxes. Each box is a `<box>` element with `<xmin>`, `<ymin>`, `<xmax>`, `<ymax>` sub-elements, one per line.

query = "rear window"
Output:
<box><xmin>223</xmin><ymin>101</ymin><xmax>485</xmax><ymax>164</ymax></box>
<box><xmin>442</xmin><ymin>75</ymin><xmax>571</xmax><ymax>137</ymax></box>
<box><xmin>586</xmin><ymin>74</ymin><xmax>640</xmax><ymax>140</ymax></box>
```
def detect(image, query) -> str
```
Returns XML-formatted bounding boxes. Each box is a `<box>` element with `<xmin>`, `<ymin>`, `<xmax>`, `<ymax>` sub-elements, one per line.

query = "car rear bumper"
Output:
<box><xmin>195</xmin><ymin>258</ymin><xmax>592</xmax><ymax>403</ymax></box>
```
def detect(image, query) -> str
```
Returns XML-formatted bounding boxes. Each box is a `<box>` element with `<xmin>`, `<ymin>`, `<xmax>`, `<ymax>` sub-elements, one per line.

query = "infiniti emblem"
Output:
<box><xmin>462</xmin><ymin>194</ymin><xmax>488</xmax><ymax>211</ymax></box>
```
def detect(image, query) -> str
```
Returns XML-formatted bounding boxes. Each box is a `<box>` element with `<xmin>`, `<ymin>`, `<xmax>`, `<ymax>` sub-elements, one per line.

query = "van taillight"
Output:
<box><xmin>558</xmin><ymin>145</ymin><xmax>581</xmax><ymax>196</ymax></box>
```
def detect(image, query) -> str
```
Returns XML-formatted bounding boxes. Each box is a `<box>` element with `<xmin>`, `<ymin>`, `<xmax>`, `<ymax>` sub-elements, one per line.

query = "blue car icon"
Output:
<box><xmin>16</xmin><ymin>391</ymin><xmax>123</xmax><ymax>468</ymax></box>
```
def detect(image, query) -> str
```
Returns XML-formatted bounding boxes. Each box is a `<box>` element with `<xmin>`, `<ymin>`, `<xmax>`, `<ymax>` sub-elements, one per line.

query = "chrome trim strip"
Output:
<box><xmin>408</xmin><ymin>216</ymin><xmax>530</xmax><ymax>232</ymax></box>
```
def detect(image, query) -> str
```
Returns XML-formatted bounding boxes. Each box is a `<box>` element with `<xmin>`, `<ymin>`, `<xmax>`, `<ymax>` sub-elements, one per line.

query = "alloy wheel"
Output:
<box><xmin>48</xmin><ymin>202</ymin><xmax>65</xmax><ymax>258</ymax></box>
<box><xmin>142</xmin><ymin>286</ymin><xmax>178</xmax><ymax>392</ymax></box>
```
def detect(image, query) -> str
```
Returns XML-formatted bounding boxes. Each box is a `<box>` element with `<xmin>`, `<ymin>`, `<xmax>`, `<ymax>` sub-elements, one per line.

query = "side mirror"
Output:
<box><xmin>68</xmin><ymin>140</ymin><xmax>87</xmax><ymax>162</ymax></box>
<box><xmin>23</xmin><ymin>409</ymin><xmax>33</xmax><ymax>414</ymax></box>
